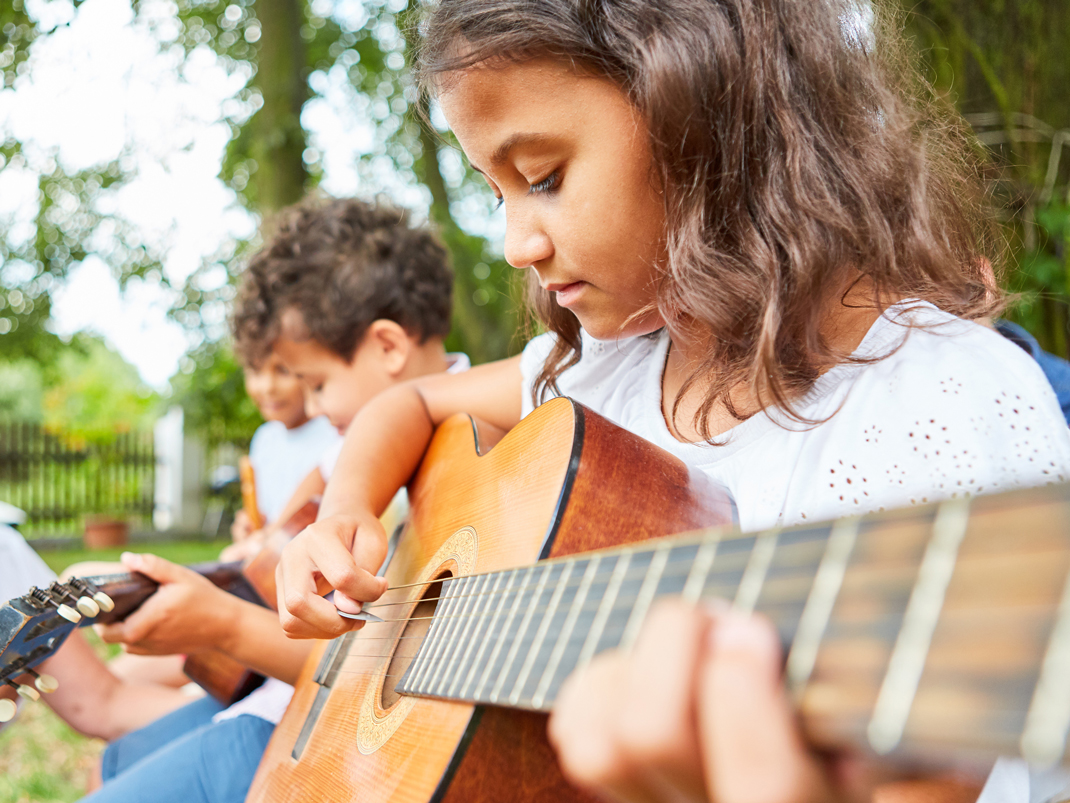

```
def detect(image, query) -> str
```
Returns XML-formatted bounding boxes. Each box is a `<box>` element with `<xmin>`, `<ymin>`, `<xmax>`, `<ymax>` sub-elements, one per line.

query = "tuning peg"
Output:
<box><xmin>16</xmin><ymin>684</ymin><xmax>39</xmax><ymax>702</ymax></box>
<box><xmin>75</xmin><ymin>596</ymin><xmax>100</xmax><ymax>617</ymax></box>
<box><xmin>92</xmin><ymin>592</ymin><xmax>115</xmax><ymax>613</ymax></box>
<box><xmin>0</xmin><ymin>699</ymin><xmax>15</xmax><ymax>723</ymax></box>
<box><xmin>31</xmin><ymin>673</ymin><xmax>58</xmax><ymax>694</ymax></box>
<box><xmin>56</xmin><ymin>604</ymin><xmax>82</xmax><ymax>624</ymax></box>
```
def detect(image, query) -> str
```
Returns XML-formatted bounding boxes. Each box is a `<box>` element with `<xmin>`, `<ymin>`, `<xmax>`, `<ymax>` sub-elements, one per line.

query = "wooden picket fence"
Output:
<box><xmin>0</xmin><ymin>422</ymin><xmax>155</xmax><ymax>537</ymax></box>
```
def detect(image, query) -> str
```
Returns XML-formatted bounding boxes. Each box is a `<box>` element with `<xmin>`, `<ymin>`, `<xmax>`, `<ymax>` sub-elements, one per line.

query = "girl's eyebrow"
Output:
<box><xmin>470</xmin><ymin>132</ymin><xmax>558</xmax><ymax>174</ymax></box>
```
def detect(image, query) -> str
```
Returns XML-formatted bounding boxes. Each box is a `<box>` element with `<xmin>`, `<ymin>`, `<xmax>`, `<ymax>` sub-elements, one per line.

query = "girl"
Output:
<box><xmin>277</xmin><ymin>0</ymin><xmax>1070</xmax><ymax>630</ymax></box>
<box><xmin>276</xmin><ymin>0</ymin><xmax>1070</xmax><ymax>794</ymax></box>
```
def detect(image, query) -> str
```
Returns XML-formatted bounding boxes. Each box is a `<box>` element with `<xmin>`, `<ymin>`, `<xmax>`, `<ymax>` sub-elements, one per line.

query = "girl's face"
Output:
<box><xmin>439</xmin><ymin>58</ymin><xmax>667</xmax><ymax>341</ymax></box>
<box><xmin>243</xmin><ymin>350</ymin><xmax>309</xmax><ymax>430</ymax></box>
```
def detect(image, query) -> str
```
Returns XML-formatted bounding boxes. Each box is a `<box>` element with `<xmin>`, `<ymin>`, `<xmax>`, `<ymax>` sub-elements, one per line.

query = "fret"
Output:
<box><xmin>867</xmin><ymin>498</ymin><xmax>970</xmax><ymax>754</ymax></box>
<box><xmin>473</xmin><ymin>566</ymin><xmax>533</xmax><ymax>700</ymax></box>
<box><xmin>489</xmin><ymin>564</ymin><xmax>554</xmax><ymax>704</ymax></box>
<box><xmin>682</xmin><ymin>534</ymin><xmax>720</xmax><ymax>604</ymax></box>
<box><xmin>785</xmin><ymin>518</ymin><xmax>860</xmax><ymax>696</ymax></box>
<box><xmin>620</xmin><ymin>545</ymin><xmax>671</xmax><ymax>650</ymax></box>
<box><xmin>576</xmin><ymin>552</ymin><xmax>632</xmax><ymax>668</ymax></box>
<box><xmin>733</xmin><ymin>528</ymin><xmax>780</xmax><ymax>614</ymax></box>
<box><xmin>509</xmin><ymin>560</ymin><xmax>576</xmax><ymax>705</ymax></box>
<box><xmin>431</xmin><ymin>574</ymin><xmax>488</xmax><ymax>698</ymax></box>
<box><xmin>532</xmin><ymin>556</ymin><xmax>601</xmax><ymax>710</ymax></box>
<box><xmin>407</xmin><ymin>578</ymin><xmax>465</xmax><ymax>693</ymax></box>
<box><xmin>1020</xmin><ymin>562</ymin><xmax>1070</xmax><ymax>766</ymax></box>
<box><xmin>454</xmin><ymin>570</ymin><xmax>509</xmax><ymax>700</ymax></box>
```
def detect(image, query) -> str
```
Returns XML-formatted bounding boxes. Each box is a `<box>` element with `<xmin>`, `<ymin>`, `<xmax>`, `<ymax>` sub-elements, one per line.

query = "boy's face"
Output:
<box><xmin>243</xmin><ymin>351</ymin><xmax>309</xmax><ymax>430</ymax></box>
<box><xmin>273</xmin><ymin>332</ymin><xmax>395</xmax><ymax>435</ymax></box>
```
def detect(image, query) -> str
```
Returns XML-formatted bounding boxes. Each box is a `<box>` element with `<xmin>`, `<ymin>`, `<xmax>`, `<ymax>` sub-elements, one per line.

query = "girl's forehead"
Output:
<box><xmin>438</xmin><ymin>60</ymin><xmax>635</xmax><ymax>160</ymax></box>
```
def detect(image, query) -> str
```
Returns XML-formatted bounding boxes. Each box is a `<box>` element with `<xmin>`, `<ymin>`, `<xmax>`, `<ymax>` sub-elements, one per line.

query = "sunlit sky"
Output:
<box><xmin>1</xmin><ymin>0</ymin><xmax>457</xmax><ymax>388</ymax></box>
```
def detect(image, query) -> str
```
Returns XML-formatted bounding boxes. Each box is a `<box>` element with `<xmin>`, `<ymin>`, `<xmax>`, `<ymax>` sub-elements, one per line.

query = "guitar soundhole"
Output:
<box><xmin>381</xmin><ymin>576</ymin><xmax>448</xmax><ymax>709</ymax></box>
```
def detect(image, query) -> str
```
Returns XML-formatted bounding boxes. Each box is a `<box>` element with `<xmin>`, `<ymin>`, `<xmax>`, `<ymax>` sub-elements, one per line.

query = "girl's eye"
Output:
<box><xmin>528</xmin><ymin>171</ymin><xmax>560</xmax><ymax>195</ymax></box>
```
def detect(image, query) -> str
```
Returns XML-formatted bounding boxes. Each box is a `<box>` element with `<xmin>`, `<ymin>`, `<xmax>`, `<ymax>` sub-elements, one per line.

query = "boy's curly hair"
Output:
<box><xmin>231</xmin><ymin>197</ymin><xmax>453</xmax><ymax>366</ymax></box>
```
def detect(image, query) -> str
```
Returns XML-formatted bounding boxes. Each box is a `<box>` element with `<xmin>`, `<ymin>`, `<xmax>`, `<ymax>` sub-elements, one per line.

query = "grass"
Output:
<box><xmin>0</xmin><ymin>539</ymin><xmax>229</xmax><ymax>803</ymax></box>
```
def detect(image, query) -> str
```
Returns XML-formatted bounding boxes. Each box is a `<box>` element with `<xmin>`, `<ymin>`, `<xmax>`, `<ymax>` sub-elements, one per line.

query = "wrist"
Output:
<box><xmin>211</xmin><ymin>591</ymin><xmax>244</xmax><ymax>656</ymax></box>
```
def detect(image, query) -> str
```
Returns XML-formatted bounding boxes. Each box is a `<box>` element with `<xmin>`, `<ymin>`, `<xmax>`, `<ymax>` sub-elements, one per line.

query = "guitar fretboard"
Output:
<box><xmin>393</xmin><ymin>485</ymin><xmax>1070</xmax><ymax>766</ymax></box>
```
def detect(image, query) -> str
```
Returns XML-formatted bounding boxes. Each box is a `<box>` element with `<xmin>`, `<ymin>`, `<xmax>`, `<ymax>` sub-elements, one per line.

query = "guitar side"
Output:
<box><xmin>248</xmin><ymin>397</ymin><xmax>734</xmax><ymax>803</ymax></box>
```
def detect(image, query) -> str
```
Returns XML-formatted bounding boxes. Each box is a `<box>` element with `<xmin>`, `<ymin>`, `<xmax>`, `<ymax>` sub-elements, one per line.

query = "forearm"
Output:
<box><xmin>320</xmin><ymin>383</ymin><xmax>435</xmax><ymax>520</ymax></box>
<box><xmin>321</xmin><ymin>356</ymin><xmax>525</xmax><ymax>521</ymax></box>
<box><xmin>272</xmin><ymin>468</ymin><xmax>327</xmax><ymax>529</ymax></box>
<box><xmin>220</xmin><ymin>600</ymin><xmax>314</xmax><ymax>685</ymax></box>
<box><xmin>40</xmin><ymin>631</ymin><xmax>189</xmax><ymax>741</ymax></box>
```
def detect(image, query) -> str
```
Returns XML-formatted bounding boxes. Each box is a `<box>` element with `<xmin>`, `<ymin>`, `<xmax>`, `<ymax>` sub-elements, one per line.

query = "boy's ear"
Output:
<box><xmin>366</xmin><ymin>319</ymin><xmax>412</xmax><ymax>377</ymax></box>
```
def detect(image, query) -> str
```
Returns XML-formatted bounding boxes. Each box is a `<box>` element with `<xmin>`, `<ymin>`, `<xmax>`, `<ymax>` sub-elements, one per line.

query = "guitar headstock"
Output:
<box><xmin>0</xmin><ymin>578</ymin><xmax>116</xmax><ymax>723</ymax></box>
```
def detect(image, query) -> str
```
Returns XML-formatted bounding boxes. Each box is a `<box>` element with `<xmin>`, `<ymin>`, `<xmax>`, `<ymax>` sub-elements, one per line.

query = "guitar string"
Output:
<box><xmin>323</xmin><ymin>574</ymin><xmax>869</xmax><ymax>671</ymax></box>
<box><xmin>336</xmin><ymin>556</ymin><xmax>821</xmax><ymax>629</ymax></box>
<box><xmin>355</xmin><ymin>538</ymin><xmax>831</xmax><ymax>619</ymax></box>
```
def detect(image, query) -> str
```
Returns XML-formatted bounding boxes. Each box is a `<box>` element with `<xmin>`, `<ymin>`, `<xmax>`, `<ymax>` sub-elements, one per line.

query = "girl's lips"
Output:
<box><xmin>552</xmin><ymin>281</ymin><xmax>586</xmax><ymax>308</ymax></box>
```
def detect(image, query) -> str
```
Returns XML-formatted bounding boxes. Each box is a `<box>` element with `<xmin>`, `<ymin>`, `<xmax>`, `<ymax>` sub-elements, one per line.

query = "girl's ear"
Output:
<box><xmin>367</xmin><ymin>319</ymin><xmax>413</xmax><ymax>377</ymax></box>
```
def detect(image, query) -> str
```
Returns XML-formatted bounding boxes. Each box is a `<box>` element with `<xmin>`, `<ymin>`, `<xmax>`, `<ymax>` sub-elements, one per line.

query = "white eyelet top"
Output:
<box><xmin>521</xmin><ymin>301</ymin><xmax>1070</xmax><ymax>533</ymax></box>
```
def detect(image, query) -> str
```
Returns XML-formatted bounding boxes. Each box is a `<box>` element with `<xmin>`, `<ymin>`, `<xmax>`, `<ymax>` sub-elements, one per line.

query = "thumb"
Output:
<box><xmin>121</xmin><ymin>552</ymin><xmax>189</xmax><ymax>585</ymax></box>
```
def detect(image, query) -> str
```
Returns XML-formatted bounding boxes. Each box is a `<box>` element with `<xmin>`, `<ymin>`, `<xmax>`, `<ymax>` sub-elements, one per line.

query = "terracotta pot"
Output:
<box><xmin>84</xmin><ymin>518</ymin><xmax>129</xmax><ymax>549</ymax></box>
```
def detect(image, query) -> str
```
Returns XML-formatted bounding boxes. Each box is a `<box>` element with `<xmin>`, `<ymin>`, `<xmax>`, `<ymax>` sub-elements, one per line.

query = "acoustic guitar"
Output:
<box><xmin>0</xmin><ymin>500</ymin><xmax>319</xmax><ymax>710</ymax></box>
<box><xmin>249</xmin><ymin>396</ymin><xmax>1070</xmax><ymax>802</ymax></box>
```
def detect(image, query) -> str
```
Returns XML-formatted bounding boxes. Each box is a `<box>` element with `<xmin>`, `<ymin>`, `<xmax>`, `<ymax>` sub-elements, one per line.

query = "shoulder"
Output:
<box><xmin>0</xmin><ymin>525</ymin><xmax>56</xmax><ymax>601</ymax></box>
<box><xmin>810</xmin><ymin>305</ymin><xmax>1070</xmax><ymax>508</ymax></box>
<box><xmin>520</xmin><ymin>329</ymin><xmax>666</xmax><ymax>417</ymax></box>
<box><xmin>249</xmin><ymin>421</ymin><xmax>283</xmax><ymax>456</ymax></box>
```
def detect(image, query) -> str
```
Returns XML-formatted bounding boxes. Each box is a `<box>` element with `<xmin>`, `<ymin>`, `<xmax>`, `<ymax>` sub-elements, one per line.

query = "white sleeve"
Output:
<box><xmin>0</xmin><ymin>526</ymin><xmax>57</xmax><ymax>602</ymax></box>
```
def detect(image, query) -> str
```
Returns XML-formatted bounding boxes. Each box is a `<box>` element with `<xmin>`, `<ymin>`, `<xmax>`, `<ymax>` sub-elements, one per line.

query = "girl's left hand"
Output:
<box><xmin>548</xmin><ymin>600</ymin><xmax>837</xmax><ymax>803</ymax></box>
<box><xmin>95</xmin><ymin>552</ymin><xmax>237</xmax><ymax>656</ymax></box>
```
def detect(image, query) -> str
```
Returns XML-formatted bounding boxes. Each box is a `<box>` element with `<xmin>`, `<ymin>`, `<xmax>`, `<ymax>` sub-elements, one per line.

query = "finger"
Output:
<box><xmin>700</xmin><ymin>611</ymin><xmax>828</xmax><ymax>803</ymax></box>
<box><xmin>276</xmin><ymin>545</ymin><xmax>358</xmax><ymax>639</ymax></box>
<box><xmin>95</xmin><ymin>622</ymin><xmax>125</xmax><ymax>644</ymax></box>
<box><xmin>306</xmin><ymin>527</ymin><xmax>387</xmax><ymax>603</ymax></box>
<box><xmin>550</xmin><ymin>654</ymin><xmax>630</xmax><ymax>792</ymax></box>
<box><xmin>121</xmin><ymin>552</ymin><xmax>190</xmax><ymax>585</ymax></box>
<box><xmin>616</xmin><ymin>600</ymin><xmax>707</xmax><ymax>773</ymax></box>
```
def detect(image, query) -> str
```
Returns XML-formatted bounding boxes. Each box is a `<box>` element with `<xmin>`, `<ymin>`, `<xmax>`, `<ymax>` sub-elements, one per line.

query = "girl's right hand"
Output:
<box><xmin>276</xmin><ymin>511</ymin><xmax>390</xmax><ymax>639</ymax></box>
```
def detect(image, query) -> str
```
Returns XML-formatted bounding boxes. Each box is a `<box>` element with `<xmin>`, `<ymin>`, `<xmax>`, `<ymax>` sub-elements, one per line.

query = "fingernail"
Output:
<box><xmin>120</xmin><ymin>552</ymin><xmax>139</xmax><ymax>567</ymax></box>
<box><xmin>709</xmin><ymin>611</ymin><xmax>762</xmax><ymax>651</ymax></box>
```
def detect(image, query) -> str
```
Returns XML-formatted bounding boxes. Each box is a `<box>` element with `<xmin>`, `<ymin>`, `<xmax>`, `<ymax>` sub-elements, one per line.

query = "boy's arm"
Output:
<box><xmin>272</xmin><ymin>466</ymin><xmax>327</xmax><ymax>528</ymax></box>
<box><xmin>31</xmin><ymin>630</ymin><xmax>189</xmax><ymax>741</ymax></box>
<box><xmin>96</xmin><ymin>553</ymin><xmax>314</xmax><ymax>686</ymax></box>
<box><xmin>278</xmin><ymin>356</ymin><xmax>524</xmax><ymax>640</ymax></box>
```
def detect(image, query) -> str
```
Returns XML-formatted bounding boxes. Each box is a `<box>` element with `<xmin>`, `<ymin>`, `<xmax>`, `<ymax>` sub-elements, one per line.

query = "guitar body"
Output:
<box><xmin>249</xmin><ymin>397</ymin><xmax>735</xmax><ymax>803</ymax></box>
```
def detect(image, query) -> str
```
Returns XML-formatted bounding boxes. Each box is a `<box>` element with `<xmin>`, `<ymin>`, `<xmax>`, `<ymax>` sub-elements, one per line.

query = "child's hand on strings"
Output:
<box><xmin>276</xmin><ymin>511</ymin><xmax>389</xmax><ymax>639</ymax></box>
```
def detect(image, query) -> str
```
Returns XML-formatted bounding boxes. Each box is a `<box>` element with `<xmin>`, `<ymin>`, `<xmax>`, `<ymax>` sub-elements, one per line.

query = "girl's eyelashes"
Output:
<box><xmin>528</xmin><ymin>170</ymin><xmax>560</xmax><ymax>195</ymax></box>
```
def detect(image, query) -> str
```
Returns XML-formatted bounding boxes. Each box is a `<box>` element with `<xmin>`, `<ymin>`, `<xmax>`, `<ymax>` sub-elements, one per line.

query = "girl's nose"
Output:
<box><xmin>503</xmin><ymin>208</ymin><xmax>553</xmax><ymax>270</ymax></box>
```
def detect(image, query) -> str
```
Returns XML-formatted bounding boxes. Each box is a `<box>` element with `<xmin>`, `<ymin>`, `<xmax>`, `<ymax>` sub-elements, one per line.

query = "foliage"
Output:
<box><xmin>906</xmin><ymin>0</ymin><xmax>1070</xmax><ymax>355</ymax></box>
<box><xmin>41</xmin><ymin>337</ymin><xmax>158</xmax><ymax>444</ymax></box>
<box><xmin>168</xmin><ymin>340</ymin><xmax>262</xmax><ymax>450</ymax></box>
<box><xmin>0</xmin><ymin>360</ymin><xmax>44</xmax><ymax>423</ymax></box>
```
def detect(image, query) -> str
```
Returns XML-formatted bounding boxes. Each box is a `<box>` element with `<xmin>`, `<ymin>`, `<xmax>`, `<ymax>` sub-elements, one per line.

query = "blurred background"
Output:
<box><xmin>0</xmin><ymin>0</ymin><xmax>1067</xmax><ymax>799</ymax></box>
<box><xmin>0</xmin><ymin>0</ymin><xmax>1067</xmax><ymax>548</ymax></box>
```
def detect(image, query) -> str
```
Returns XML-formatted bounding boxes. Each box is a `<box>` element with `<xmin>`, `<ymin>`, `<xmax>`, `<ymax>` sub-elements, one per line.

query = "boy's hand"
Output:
<box><xmin>231</xmin><ymin>509</ymin><xmax>255</xmax><ymax>542</ymax></box>
<box><xmin>276</xmin><ymin>512</ymin><xmax>390</xmax><ymax>639</ymax></box>
<box><xmin>96</xmin><ymin>553</ymin><xmax>237</xmax><ymax>655</ymax></box>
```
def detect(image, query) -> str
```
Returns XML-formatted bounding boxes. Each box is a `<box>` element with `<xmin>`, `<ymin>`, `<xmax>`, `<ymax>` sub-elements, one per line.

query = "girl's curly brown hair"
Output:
<box><xmin>417</xmin><ymin>0</ymin><xmax>1003</xmax><ymax>438</ymax></box>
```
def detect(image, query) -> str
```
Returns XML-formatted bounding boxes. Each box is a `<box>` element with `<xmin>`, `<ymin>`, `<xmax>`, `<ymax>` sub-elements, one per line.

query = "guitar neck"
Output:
<box><xmin>395</xmin><ymin>483</ymin><xmax>1070</xmax><ymax>767</ymax></box>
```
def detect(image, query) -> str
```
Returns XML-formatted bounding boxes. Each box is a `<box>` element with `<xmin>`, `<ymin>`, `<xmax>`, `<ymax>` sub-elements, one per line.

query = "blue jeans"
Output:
<box><xmin>81</xmin><ymin>696</ymin><xmax>276</xmax><ymax>803</ymax></box>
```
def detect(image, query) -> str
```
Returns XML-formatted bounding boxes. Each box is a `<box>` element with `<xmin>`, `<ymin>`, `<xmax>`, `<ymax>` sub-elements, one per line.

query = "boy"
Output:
<box><xmin>82</xmin><ymin>197</ymin><xmax>461</xmax><ymax>803</ymax></box>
